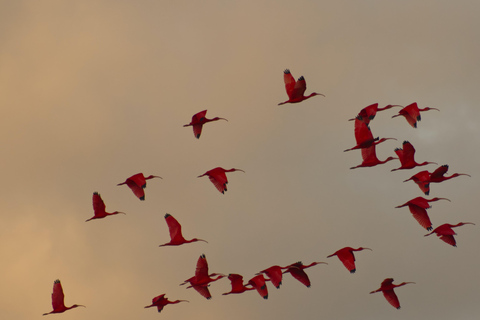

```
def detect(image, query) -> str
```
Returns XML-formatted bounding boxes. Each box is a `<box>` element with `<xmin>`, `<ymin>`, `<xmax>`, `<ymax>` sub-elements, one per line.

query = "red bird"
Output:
<box><xmin>43</xmin><ymin>279</ymin><xmax>85</xmax><ymax>316</ymax></box>
<box><xmin>198</xmin><ymin>167</ymin><xmax>245</xmax><ymax>194</ymax></box>
<box><xmin>392</xmin><ymin>102</ymin><xmax>439</xmax><ymax>128</ymax></box>
<box><xmin>403</xmin><ymin>170</ymin><xmax>431</xmax><ymax>195</ymax></box>
<box><xmin>370</xmin><ymin>278</ymin><xmax>415</xmax><ymax>309</ymax></box>
<box><xmin>344</xmin><ymin>116</ymin><xmax>396</xmax><ymax>152</ymax></box>
<box><xmin>349</xmin><ymin>103</ymin><xmax>401</xmax><ymax>125</ymax></box>
<box><xmin>257</xmin><ymin>265</ymin><xmax>284</xmax><ymax>289</ymax></box>
<box><xmin>424</xmin><ymin>222</ymin><xmax>475</xmax><ymax>247</ymax></box>
<box><xmin>278</xmin><ymin>69</ymin><xmax>325</xmax><ymax>105</ymax></box>
<box><xmin>350</xmin><ymin>145</ymin><xmax>397</xmax><ymax>169</ymax></box>
<box><xmin>222</xmin><ymin>274</ymin><xmax>255</xmax><ymax>295</ymax></box>
<box><xmin>117</xmin><ymin>173</ymin><xmax>162</xmax><ymax>200</ymax></box>
<box><xmin>428</xmin><ymin>165</ymin><xmax>471</xmax><ymax>183</ymax></box>
<box><xmin>180</xmin><ymin>254</ymin><xmax>225</xmax><ymax>300</ymax></box>
<box><xmin>395</xmin><ymin>197</ymin><xmax>450</xmax><ymax>230</ymax></box>
<box><xmin>246</xmin><ymin>274</ymin><xmax>269</xmax><ymax>299</ymax></box>
<box><xmin>144</xmin><ymin>294</ymin><xmax>188</xmax><ymax>313</ymax></box>
<box><xmin>184</xmin><ymin>110</ymin><xmax>227</xmax><ymax>139</ymax></box>
<box><xmin>283</xmin><ymin>261</ymin><xmax>327</xmax><ymax>288</ymax></box>
<box><xmin>391</xmin><ymin>141</ymin><xmax>437</xmax><ymax>171</ymax></box>
<box><xmin>159</xmin><ymin>213</ymin><xmax>208</xmax><ymax>247</ymax></box>
<box><xmin>327</xmin><ymin>247</ymin><xmax>372</xmax><ymax>273</ymax></box>
<box><xmin>86</xmin><ymin>192</ymin><xmax>125</xmax><ymax>222</ymax></box>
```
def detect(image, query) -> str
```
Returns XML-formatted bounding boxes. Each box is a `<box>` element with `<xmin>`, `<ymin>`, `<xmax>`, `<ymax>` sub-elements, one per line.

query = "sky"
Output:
<box><xmin>1</xmin><ymin>0</ymin><xmax>479</xmax><ymax>319</ymax></box>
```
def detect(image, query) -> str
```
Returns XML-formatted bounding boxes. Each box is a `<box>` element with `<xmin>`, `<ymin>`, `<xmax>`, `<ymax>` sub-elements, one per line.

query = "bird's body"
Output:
<box><xmin>184</xmin><ymin>110</ymin><xmax>227</xmax><ymax>139</ymax></box>
<box><xmin>246</xmin><ymin>274</ymin><xmax>269</xmax><ymax>299</ymax></box>
<box><xmin>370</xmin><ymin>278</ymin><xmax>415</xmax><ymax>309</ymax></box>
<box><xmin>391</xmin><ymin>141</ymin><xmax>436</xmax><ymax>171</ymax></box>
<box><xmin>159</xmin><ymin>214</ymin><xmax>207</xmax><ymax>247</ymax></box>
<box><xmin>198</xmin><ymin>167</ymin><xmax>244</xmax><ymax>194</ymax></box>
<box><xmin>283</xmin><ymin>261</ymin><xmax>327</xmax><ymax>288</ymax></box>
<box><xmin>350</xmin><ymin>145</ymin><xmax>397</xmax><ymax>169</ymax></box>
<box><xmin>392</xmin><ymin>102</ymin><xmax>439</xmax><ymax>128</ymax></box>
<box><xmin>425</xmin><ymin>222</ymin><xmax>475</xmax><ymax>247</ymax></box>
<box><xmin>117</xmin><ymin>173</ymin><xmax>162</xmax><ymax>200</ymax></box>
<box><xmin>257</xmin><ymin>265</ymin><xmax>284</xmax><ymax>289</ymax></box>
<box><xmin>222</xmin><ymin>274</ymin><xmax>254</xmax><ymax>295</ymax></box>
<box><xmin>43</xmin><ymin>280</ymin><xmax>85</xmax><ymax>316</ymax></box>
<box><xmin>327</xmin><ymin>247</ymin><xmax>371</xmax><ymax>273</ymax></box>
<box><xmin>349</xmin><ymin>103</ymin><xmax>401</xmax><ymax>125</ymax></box>
<box><xmin>85</xmin><ymin>192</ymin><xmax>125</xmax><ymax>222</ymax></box>
<box><xmin>180</xmin><ymin>254</ymin><xmax>225</xmax><ymax>299</ymax></box>
<box><xmin>395</xmin><ymin>197</ymin><xmax>450</xmax><ymax>230</ymax></box>
<box><xmin>344</xmin><ymin>116</ymin><xmax>396</xmax><ymax>152</ymax></box>
<box><xmin>144</xmin><ymin>294</ymin><xmax>188</xmax><ymax>313</ymax></box>
<box><xmin>278</xmin><ymin>69</ymin><xmax>324</xmax><ymax>105</ymax></box>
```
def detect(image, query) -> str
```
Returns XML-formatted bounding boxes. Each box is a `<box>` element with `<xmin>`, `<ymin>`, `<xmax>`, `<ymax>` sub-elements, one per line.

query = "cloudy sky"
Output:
<box><xmin>1</xmin><ymin>1</ymin><xmax>479</xmax><ymax>319</ymax></box>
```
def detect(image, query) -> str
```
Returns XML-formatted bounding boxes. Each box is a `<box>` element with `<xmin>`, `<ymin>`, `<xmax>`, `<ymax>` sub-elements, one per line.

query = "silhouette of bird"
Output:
<box><xmin>428</xmin><ymin>165</ymin><xmax>471</xmax><ymax>183</ymax></box>
<box><xmin>257</xmin><ymin>265</ymin><xmax>284</xmax><ymax>289</ymax></box>
<box><xmin>278</xmin><ymin>69</ymin><xmax>324</xmax><ymax>105</ymax></box>
<box><xmin>370</xmin><ymin>278</ymin><xmax>415</xmax><ymax>309</ymax></box>
<box><xmin>344</xmin><ymin>116</ymin><xmax>396</xmax><ymax>152</ymax></box>
<box><xmin>43</xmin><ymin>279</ymin><xmax>85</xmax><ymax>316</ymax></box>
<box><xmin>349</xmin><ymin>103</ymin><xmax>401</xmax><ymax>125</ymax></box>
<box><xmin>85</xmin><ymin>192</ymin><xmax>125</xmax><ymax>222</ymax></box>
<box><xmin>327</xmin><ymin>247</ymin><xmax>372</xmax><ymax>273</ymax></box>
<box><xmin>391</xmin><ymin>102</ymin><xmax>439</xmax><ymax>128</ymax></box>
<box><xmin>404</xmin><ymin>171</ymin><xmax>431</xmax><ymax>195</ymax></box>
<box><xmin>117</xmin><ymin>173</ymin><xmax>162</xmax><ymax>200</ymax></box>
<box><xmin>283</xmin><ymin>261</ymin><xmax>327</xmax><ymax>288</ymax></box>
<box><xmin>184</xmin><ymin>110</ymin><xmax>227</xmax><ymax>139</ymax></box>
<box><xmin>144</xmin><ymin>294</ymin><xmax>188</xmax><ymax>313</ymax></box>
<box><xmin>198</xmin><ymin>167</ymin><xmax>245</xmax><ymax>194</ymax></box>
<box><xmin>180</xmin><ymin>254</ymin><xmax>225</xmax><ymax>299</ymax></box>
<box><xmin>222</xmin><ymin>274</ymin><xmax>255</xmax><ymax>295</ymax></box>
<box><xmin>350</xmin><ymin>145</ymin><xmax>397</xmax><ymax>169</ymax></box>
<box><xmin>424</xmin><ymin>222</ymin><xmax>475</xmax><ymax>247</ymax></box>
<box><xmin>395</xmin><ymin>197</ymin><xmax>450</xmax><ymax>230</ymax></box>
<box><xmin>391</xmin><ymin>141</ymin><xmax>437</xmax><ymax>171</ymax></box>
<box><xmin>159</xmin><ymin>213</ymin><xmax>208</xmax><ymax>247</ymax></box>
<box><xmin>246</xmin><ymin>274</ymin><xmax>269</xmax><ymax>299</ymax></box>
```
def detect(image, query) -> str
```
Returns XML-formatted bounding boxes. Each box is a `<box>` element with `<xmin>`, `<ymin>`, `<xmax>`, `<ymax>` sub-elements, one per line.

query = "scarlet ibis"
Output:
<box><xmin>344</xmin><ymin>116</ymin><xmax>396</xmax><ymax>152</ymax></box>
<box><xmin>257</xmin><ymin>265</ymin><xmax>284</xmax><ymax>289</ymax></box>
<box><xmin>424</xmin><ymin>222</ymin><xmax>475</xmax><ymax>247</ymax></box>
<box><xmin>429</xmin><ymin>165</ymin><xmax>471</xmax><ymax>183</ymax></box>
<box><xmin>392</xmin><ymin>102</ymin><xmax>439</xmax><ymax>128</ymax></box>
<box><xmin>184</xmin><ymin>110</ymin><xmax>227</xmax><ymax>139</ymax></box>
<box><xmin>198</xmin><ymin>167</ymin><xmax>245</xmax><ymax>194</ymax></box>
<box><xmin>326</xmin><ymin>247</ymin><xmax>372</xmax><ymax>273</ymax></box>
<box><xmin>404</xmin><ymin>170</ymin><xmax>431</xmax><ymax>195</ymax></box>
<box><xmin>159</xmin><ymin>213</ymin><xmax>208</xmax><ymax>247</ymax></box>
<box><xmin>180</xmin><ymin>254</ymin><xmax>226</xmax><ymax>299</ymax></box>
<box><xmin>43</xmin><ymin>280</ymin><xmax>85</xmax><ymax>316</ymax></box>
<box><xmin>117</xmin><ymin>173</ymin><xmax>162</xmax><ymax>200</ymax></box>
<box><xmin>144</xmin><ymin>294</ymin><xmax>188</xmax><ymax>313</ymax></box>
<box><xmin>349</xmin><ymin>103</ymin><xmax>402</xmax><ymax>125</ymax></box>
<box><xmin>246</xmin><ymin>274</ymin><xmax>269</xmax><ymax>299</ymax></box>
<box><xmin>278</xmin><ymin>69</ymin><xmax>324</xmax><ymax>105</ymax></box>
<box><xmin>350</xmin><ymin>145</ymin><xmax>397</xmax><ymax>169</ymax></box>
<box><xmin>391</xmin><ymin>141</ymin><xmax>437</xmax><ymax>171</ymax></box>
<box><xmin>370</xmin><ymin>278</ymin><xmax>415</xmax><ymax>309</ymax></box>
<box><xmin>395</xmin><ymin>197</ymin><xmax>450</xmax><ymax>230</ymax></box>
<box><xmin>85</xmin><ymin>192</ymin><xmax>125</xmax><ymax>222</ymax></box>
<box><xmin>222</xmin><ymin>274</ymin><xmax>255</xmax><ymax>295</ymax></box>
<box><xmin>283</xmin><ymin>261</ymin><xmax>327</xmax><ymax>288</ymax></box>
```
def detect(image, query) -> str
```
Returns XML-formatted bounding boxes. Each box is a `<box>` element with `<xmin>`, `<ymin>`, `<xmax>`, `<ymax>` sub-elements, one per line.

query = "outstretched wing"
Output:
<box><xmin>51</xmin><ymin>280</ymin><xmax>66</xmax><ymax>311</ymax></box>
<box><xmin>92</xmin><ymin>192</ymin><xmax>106</xmax><ymax>214</ymax></box>
<box><xmin>283</xmin><ymin>69</ymin><xmax>296</xmax><ymax>99</ymax></box>
<box><xmin>383</xmin><ymin>289</ymin><xmax>401</xmax><ymax>309</ymax></box>
<box><xmin>165</xmin><ymin>214</ymin><xmax>184</xmax><ymax>243</ymax></box>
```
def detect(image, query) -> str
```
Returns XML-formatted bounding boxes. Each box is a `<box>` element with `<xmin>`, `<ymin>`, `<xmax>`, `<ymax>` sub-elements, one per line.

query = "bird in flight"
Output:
<box><xmin>198</xmin><ymin>167</ymin><xmax>245</xmax><ymax>194</ymax></box>
<box><xmin>424</xmin><ymin>222</ymin><xmax>475</xmax><ymax>247</ymax></box>
<box><xmin>283</xmin><ymin>261</ymin><xmax>327</xmax><ymax>287</ymax></box>
<box><xmin>391</xmin><ymin>102</ymin><xmax>439</xmax><ymax>128</ymax></box>
<box><xmin>257</xmin><ymin>265</ymin><xmax>285</xmax><ymax>289</ymax></box>
<box><xmin>349</xmin><ymin>103</ymin><xmax>401</xmax><ymax>125</ymax></box>
<box><xmin>278</xmin><ymin>69</ymin><xmax>324</xmax><ymax>105</ymax></box>
<box><xmin>403</xmin><ymin>170</ymin><xmax>431</xmax><ymax>195</ymax></box>
<box><xmin>344</xmin><ymin>116</ymin><xmax>396</xmax><ymax>152</ymax></box>
<box><xmin>184</xmin><ymin>110</ymin><xmax>227</xmax><ymax>139</ymax></box>
<box><xmin>395</xmin><ymin>197</ymin><xmax>450</xmax><ymax>230</ymax></box>
<box><xmin>117</xmin><ymin>173</ymin><xmax>162</xmax><ymax>200</ymax></box>
<box><xmin>326</xmin><ymin>247</ymin><xmax>372</xmax><ymax>273</ymax></box>
<box><xmin>86</xmin><ymin>192</ymin><xmax>125</xmax><ymax>222</ymax></box>
<box><xmin>391</xmin><ymin>141</ymin><xmax>437</xmax><ymax>171</ymax></box>
<box><xmin>246</xmin><ymin>274</ymin><xmax>269</xmax><ymax>299</ymax></box>
<box><xmin>144</xmin><ymin>294</ymin><xmax>188</xmax><ymax>313</ymax></box>
<box><xmin>222</xmin><ymin>274</ymin><xmax>255</xmax><ymax>296</ymax></box>
<box><xmin>43</xmin><ymin>279</ymin><xmax>85</xmax><ymax>316</ymax></box>
<box><xmin>350</xmin><ymin>144</ymin><xmax>397</xmax><ymax>169</ymax></box>
<box><xmin>428</xmin><ymin>165</ymin><xmax>471</xmax><ymax>183</ymax></box>
<box><xmin>370</xmin><ymin>278</ymin><xmax>415</xmax><ymax>309</ymax></box>
<box><xmin>180</xmin><ymin>254</ymin><xmax>225</xmax><ymax>299</ymax></box>
<box><xmin>159</xmin><ymin>213</ymin><xmax>208</xmax><ymax>247</ymax></box>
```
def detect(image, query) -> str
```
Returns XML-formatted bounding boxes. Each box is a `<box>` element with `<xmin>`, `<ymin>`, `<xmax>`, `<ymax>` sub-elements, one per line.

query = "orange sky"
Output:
<box><xmin>1</xmin><ymin>1</ymin><xmax>479</xmax><ymax>319</ymax></box>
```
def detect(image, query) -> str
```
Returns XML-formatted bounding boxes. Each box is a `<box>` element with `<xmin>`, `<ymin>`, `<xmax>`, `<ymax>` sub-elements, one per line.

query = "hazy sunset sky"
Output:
<box><xmin>1</xmin><ymin>1</ymin><xmax>479</xmax><ymax>319</ymax></box>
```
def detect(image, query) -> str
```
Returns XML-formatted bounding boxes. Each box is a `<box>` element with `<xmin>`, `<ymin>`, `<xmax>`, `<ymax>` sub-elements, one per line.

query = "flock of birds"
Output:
<box><xmin>42</xmin><ymin>69</ymin><xmax>474</xmax><ymax>316</ymax></box>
